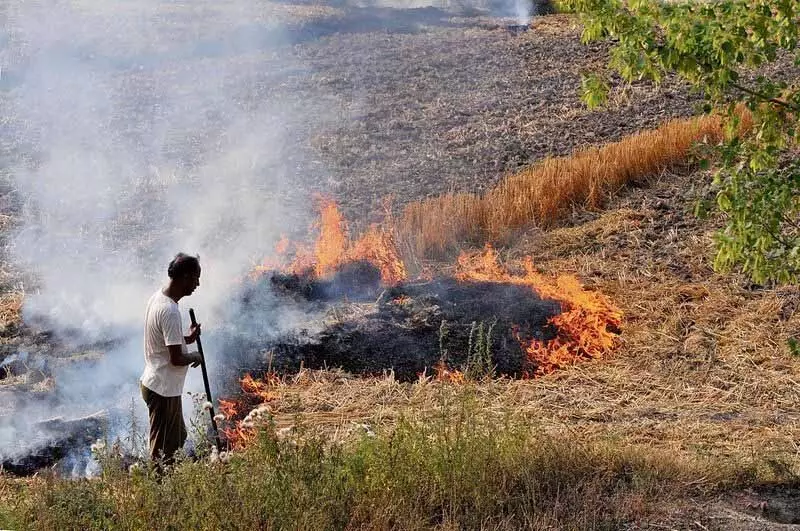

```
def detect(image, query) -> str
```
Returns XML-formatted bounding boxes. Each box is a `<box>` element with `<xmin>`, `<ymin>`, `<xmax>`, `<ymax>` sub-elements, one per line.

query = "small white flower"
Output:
<box><xmin>219</xmin><ymin>451</ymin><xmax>232</xmax><ymax>464</ymax></box>
<box><xmin>213</xmin><ymin>414</ymin><xmax>225</xmax><ymax>423</ymax></box>
<box><xmin>202</xmin><ymin>401</ymin><xmax>213</xmax><ymax>411</ymax></box>
<box><xmin>90</xmin><ymin>439</ymin><xmax>106</xmax><ymax>452</ymax></box>
<box><xmin>276</xmin><ymin>426</ymin><xmax>293</xmax><ymax>439</ymax></box>
<box><xmin>242</xmin><ymin>405</ymin><xmax>271</xmax><ymax>427</ymax></box>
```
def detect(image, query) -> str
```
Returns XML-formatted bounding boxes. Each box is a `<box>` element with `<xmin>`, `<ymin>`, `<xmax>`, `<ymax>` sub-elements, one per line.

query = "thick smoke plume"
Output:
<box><xmin>0</xmin><ymin>0</ymin><xmax>546</xmax><ymax>472</ymax></box>
<box><xmin>0</xmin><ymin>0</ymin><xmax>323</xmax><ymax>468</ymax></box>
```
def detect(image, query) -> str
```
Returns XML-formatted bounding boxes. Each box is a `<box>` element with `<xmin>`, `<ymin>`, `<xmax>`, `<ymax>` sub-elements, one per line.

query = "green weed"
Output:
<box><xmin>0</xmin><ymin>387</ymin><xmax>768</xmax><ymax>530</ymax></box>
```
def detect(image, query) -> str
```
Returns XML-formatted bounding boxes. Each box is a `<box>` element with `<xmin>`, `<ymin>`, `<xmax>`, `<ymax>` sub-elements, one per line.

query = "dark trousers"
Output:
<box><xmin>140</xmin><ymin>382</ymin><xmax>187</xmax><ymax>467</ymax></box>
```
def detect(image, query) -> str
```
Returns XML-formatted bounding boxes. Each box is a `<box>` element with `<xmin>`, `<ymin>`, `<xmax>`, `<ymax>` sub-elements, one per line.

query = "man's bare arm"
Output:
<box><xmin>168</xmin><ymin>344</ymin><xmax>200</xmax><ymax>367</ymax></box>
<box><xmin>184</xmin><ymin>323</ymin><xmax>201</xmax><ymax>345</ymax></box>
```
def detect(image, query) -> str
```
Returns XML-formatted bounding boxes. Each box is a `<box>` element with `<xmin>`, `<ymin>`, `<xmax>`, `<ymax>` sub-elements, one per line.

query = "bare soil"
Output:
<box><xmin>263</xmin><ymin>13</ymin><xmax>703</xmax><ymax>221</ymax></box>
<box><xmin>2</xmin><ymin>5</ymin><xmax>800</xmax><ymax>528</ymax></box>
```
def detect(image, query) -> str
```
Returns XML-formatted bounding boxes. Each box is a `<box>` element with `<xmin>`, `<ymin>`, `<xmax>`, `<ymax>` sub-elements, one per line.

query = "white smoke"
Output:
<box><xmin>0</xmin><ymin>0</ymin><xmax>322</xmax><ymax>465</ymax></box>
<box><xmin>8</xmin><ymin>1</ymin><xmax>305</xmax><ymax>329</ymax></box>
<box><xmin>0</xmin><ymin>0</ymin><xmax>544</xmax><ymax>472</ymax></box>
<box><xmin>514</xmin><ymin>0</ymin><xmax>532</xmax><ymax>24</ymax></box>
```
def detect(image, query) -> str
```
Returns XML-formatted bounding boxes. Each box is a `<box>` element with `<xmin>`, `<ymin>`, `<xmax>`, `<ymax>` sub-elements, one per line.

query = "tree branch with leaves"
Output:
<box><xmin>567</xmin><ymin>0</ymin><xmax>800</xmax><ymax>283</ymax></box>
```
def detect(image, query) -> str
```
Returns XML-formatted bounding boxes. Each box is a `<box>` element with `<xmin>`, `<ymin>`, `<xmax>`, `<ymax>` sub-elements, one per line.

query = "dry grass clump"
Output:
<box><xmin>0</xmin><ymin>292</ymin><xmax>23</xmax><ymax>329</ymax></box>
<box><xmin>397</xmin><ymin>111</ymin><xmax>748</xmax><ymax>259</ymax></box>
<box><xmin>234</xmin><ymin>169</ymin><xmax>799</xmax><ymax>477</ymax></box>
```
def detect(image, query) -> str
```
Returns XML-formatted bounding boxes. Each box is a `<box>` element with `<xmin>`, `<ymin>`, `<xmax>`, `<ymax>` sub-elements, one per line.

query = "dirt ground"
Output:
<box><xmin>244</xmin><ymin>12</ymin><xmax>703</xmax><ymax>222</ymax></box>
<box><xmin>2</xmin><ymin>5</ymin><xmax>800</xmax><ymax>528</ymax></box>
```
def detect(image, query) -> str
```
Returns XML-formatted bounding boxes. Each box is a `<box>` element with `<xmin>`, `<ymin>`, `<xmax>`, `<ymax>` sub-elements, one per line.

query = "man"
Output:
<box><xmin>140</xmin><ymin>253</ymin><xmax>203</xmax><ymax>467</ymax></box>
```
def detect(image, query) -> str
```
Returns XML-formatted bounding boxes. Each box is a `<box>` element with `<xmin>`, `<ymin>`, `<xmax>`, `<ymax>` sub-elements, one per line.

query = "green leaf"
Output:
<box><xmin>580</xmin><ymin>73</ymin><xmax>610</xmax><ymax>109</ymax></box>
<box><xmin>789</xmin><ymin>338</ymin><xmax>800</xmax><ymax>357</ymax></box>
<box><xmin>572</xmin><ymin>0</ymin><xmax>800</xmax><ymax>284</ymax></box>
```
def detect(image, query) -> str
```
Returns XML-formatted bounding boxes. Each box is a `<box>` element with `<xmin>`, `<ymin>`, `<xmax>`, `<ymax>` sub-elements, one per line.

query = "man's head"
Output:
<box><xmin>167</xmin><ymin>253</ymin><xmax>201</xmax><ymax>297</ymax></box>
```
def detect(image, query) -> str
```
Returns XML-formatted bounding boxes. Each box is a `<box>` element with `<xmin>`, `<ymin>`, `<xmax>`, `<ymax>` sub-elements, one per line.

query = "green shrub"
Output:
<box><xmin>0</xmin><ymin>388</ymin><xmax>771</xmax><ymax>530</ymax></box>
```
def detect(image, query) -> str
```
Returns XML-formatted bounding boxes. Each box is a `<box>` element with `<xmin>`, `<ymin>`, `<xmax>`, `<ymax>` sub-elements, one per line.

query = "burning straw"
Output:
<box><xmin>225</xmin><ymin>110</ymin><xmax>756</xmax><ymax>449</ymax></box>
<box><xmin>253</xmin><ymin>197</ymin><xmax>407</xmax><ymax>285</ymax></box>
<box><xmin>228</xmin><ymin>244</ymin><xmax>623</xmax><ymax>448</ymax></box>
<box><xmin>251</xmin><ymin>205</ymin><xmax>622</xmax><ymax>377</ymax></box>
<box><xmin>455</xmin><ymin>245</ymin><xmax>622</xmax><ymax>376</ymax></box>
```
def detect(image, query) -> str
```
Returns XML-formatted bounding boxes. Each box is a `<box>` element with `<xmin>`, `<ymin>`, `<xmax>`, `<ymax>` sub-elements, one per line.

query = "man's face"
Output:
<box><xmin>183</xmin><ymin>268</ymin><xmax>201</xmax><ymax>296</ymax></box>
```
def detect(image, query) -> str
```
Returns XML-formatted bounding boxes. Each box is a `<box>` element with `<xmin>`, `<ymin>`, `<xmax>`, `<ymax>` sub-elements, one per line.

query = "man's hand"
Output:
<box><xmin>185</xmin><ymin>323</ymin><xmax>201</xmax><ymax>344</ymax></box>
<box><xmin>168</xmin><ymin>345</ymin><xmax>203</xmax><ymax>367</ymax></box>
<box><xmin>186</xmin><ymin>352</ymin><xmax>203</xmax><ymax>368</ymax></box>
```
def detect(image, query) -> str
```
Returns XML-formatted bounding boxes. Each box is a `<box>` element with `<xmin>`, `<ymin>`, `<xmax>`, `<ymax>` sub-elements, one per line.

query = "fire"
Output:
<box><xmin>250</xmin><ymin>225</ymin><xmax>621</xmax><ymax>380</ymax></box>
<box><xmin>273</xmin><ymin>235</ymin><xmax>290</xmax><ymax>256</ymax></box>
<box><xmin>218</xmin><ymin>398</ymin><xmax>256</xmax><ymax>449</ymax></box>
<box><xmin>222</xmin><ymin>214</ymin><xmax>622</xmax><ymax>449</ymax></box>
<box><xmin>253</xmin><ymin>197</ymin><xmax>406</xmax><ymax>285</ymax></box>
<box><xmin>312</xmin><ymin>199</ymin><xmax>348</xmax><ymax>278</ymax></box>
<box><xmin>239</xmin><ymin>372</ymin><xmax>279</xmax><ymax>400</ymax></box>
<box><xmin>456</xmin><ymin>245</ymin><xmax>622</xmax><ymax>376</ymax></box>
<box><xmin>348</xmin><ymin>225</ymin><xmax>407</xmax><ymax>285</ymax></box>
<box><xmin>250</xmin><ymin>236</ymin><xmax>293</xmax><ymax>279</ymax></box>
<box><xmin>218</xmin><ymin>373</ymin><xmax>281</xmax><ymax>449</ymax></box>
<box><xmin>432</xmin><ymin>360</ymin><xmax>466</xmax><ymax>384</ymax></box>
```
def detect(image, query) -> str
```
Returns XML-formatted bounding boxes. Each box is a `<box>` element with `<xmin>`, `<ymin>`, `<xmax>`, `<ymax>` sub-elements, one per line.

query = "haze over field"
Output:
<box><xmin>0</xmin><ymin>0</ymin><xmax>702</xmax><ymax>470</ymax></box>
<box><xmin>0</xmin><ymin>0</ymin><xmax>328</xmax><ymax>465</ymax></box>
<box><xmin>0</xmin><ymin>0</ymin><xmax>544</xmax><ymax>467</ymax></box>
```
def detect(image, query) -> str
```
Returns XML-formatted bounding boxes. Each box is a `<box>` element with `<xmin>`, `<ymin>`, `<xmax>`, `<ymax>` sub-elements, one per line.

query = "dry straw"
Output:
<box><xmin>0</xmin><ymin>292</ymin><xmax>23</xmax><ymax>328</ymax></box>
<box><xmin>235</xmin><ymin>177</ymin><xmax>800</xmax><ymax>466</ymax></box>
<box><xmin>397</xmin><ymin>110</ymin><xmax>751</xmax><ymax>259</ymax></box>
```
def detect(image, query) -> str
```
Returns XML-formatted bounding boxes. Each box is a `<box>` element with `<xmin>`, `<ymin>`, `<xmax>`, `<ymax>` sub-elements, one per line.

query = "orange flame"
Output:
<box><xmin>218</xmin><ymin>397</ymin><xmax>256</xmax><ymax>448</ymax></box>
<box><xmin>313</xmin><ymin>198</ymin><xmax>349</xmax><ymax>278</ymax></box>
<box><xmin>239</xmin><ymin>372</ymin><xmax>279</xmax><ymax>401</ymax></box>
<box><xmin>456</xmin><ymin>245</ymin><xmax>622</xmax><ymax>376</ymax></box>
<box><xmin>250</xmin><ymin>235</ymin><xmax>293</xmax><ymax>280</ymax></box>
<box><xmin>433</xmin><ymin>360</ymin><xmax>466</xmax><ymax>383</ymax></box>
<box><xmin>349</xmin><ymin>224</ymin><xmax>407</xmax><ymax>284</ymax></box>
<box><xmin>218</xmin><ymin>398</ymin><xmax>240</xmax><ymax>419</ymax></box>
<box><xmin>217</xmin><ymin>372</ymin><xmax>282</xmax><ymax>449</ymax></box>
<box><xmin>254</xmin><ymin>197</ymin><xmax>407</xmax><ymax>285</ymax></box>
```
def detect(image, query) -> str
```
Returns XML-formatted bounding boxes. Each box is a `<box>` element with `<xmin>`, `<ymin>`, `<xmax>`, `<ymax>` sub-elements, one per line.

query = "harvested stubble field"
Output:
<box><xmin>256</xmin><ymin>172</ymin><xmax>800</xmax><ymax>524</ymax></box>
<box><xmin>295</xmin><ymin>13</ymin><xmax>705</xmax><ymax>220</ymax></box>
<box><xmin>2</xmin><ymin>4</ymin><xmax>800</xmax><ymax>529</ymax></box>
<box><xmin>0</xmin><ymin>8</ymin><xmax>706</xmax><ymax>397</ymax></box>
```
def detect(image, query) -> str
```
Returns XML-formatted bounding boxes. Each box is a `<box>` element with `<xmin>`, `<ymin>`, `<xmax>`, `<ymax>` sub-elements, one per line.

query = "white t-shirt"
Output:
<box><xmin>140</xmin><ymin>289</ymin><xmax>188</xmax><ymax>397</ymax></box>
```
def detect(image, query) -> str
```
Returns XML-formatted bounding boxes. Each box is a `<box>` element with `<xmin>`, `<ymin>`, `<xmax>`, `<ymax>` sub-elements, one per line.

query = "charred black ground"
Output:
<box><xmin>222</xmin><ymin>263</ymin><xmax>561</xmax><ymax>382</ymax></box>
<box><xmin>0</xmin><ymin>413</ymin><xmax>105</xmax><ymax>476</ymax></box>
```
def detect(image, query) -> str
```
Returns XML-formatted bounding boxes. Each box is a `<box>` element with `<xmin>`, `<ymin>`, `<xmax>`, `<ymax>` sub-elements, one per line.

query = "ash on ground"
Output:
<box><xmin>221</xmin><ymin>262</ymin><xmax>561</xmax><ymax>382</ymax></box>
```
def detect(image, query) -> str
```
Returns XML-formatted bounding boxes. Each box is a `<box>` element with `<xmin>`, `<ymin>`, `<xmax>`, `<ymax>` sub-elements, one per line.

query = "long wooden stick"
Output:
<box><xmin>189</xmin><ymin>308</ymin><xmax>221</xmax><ymax>450</ymax></box>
